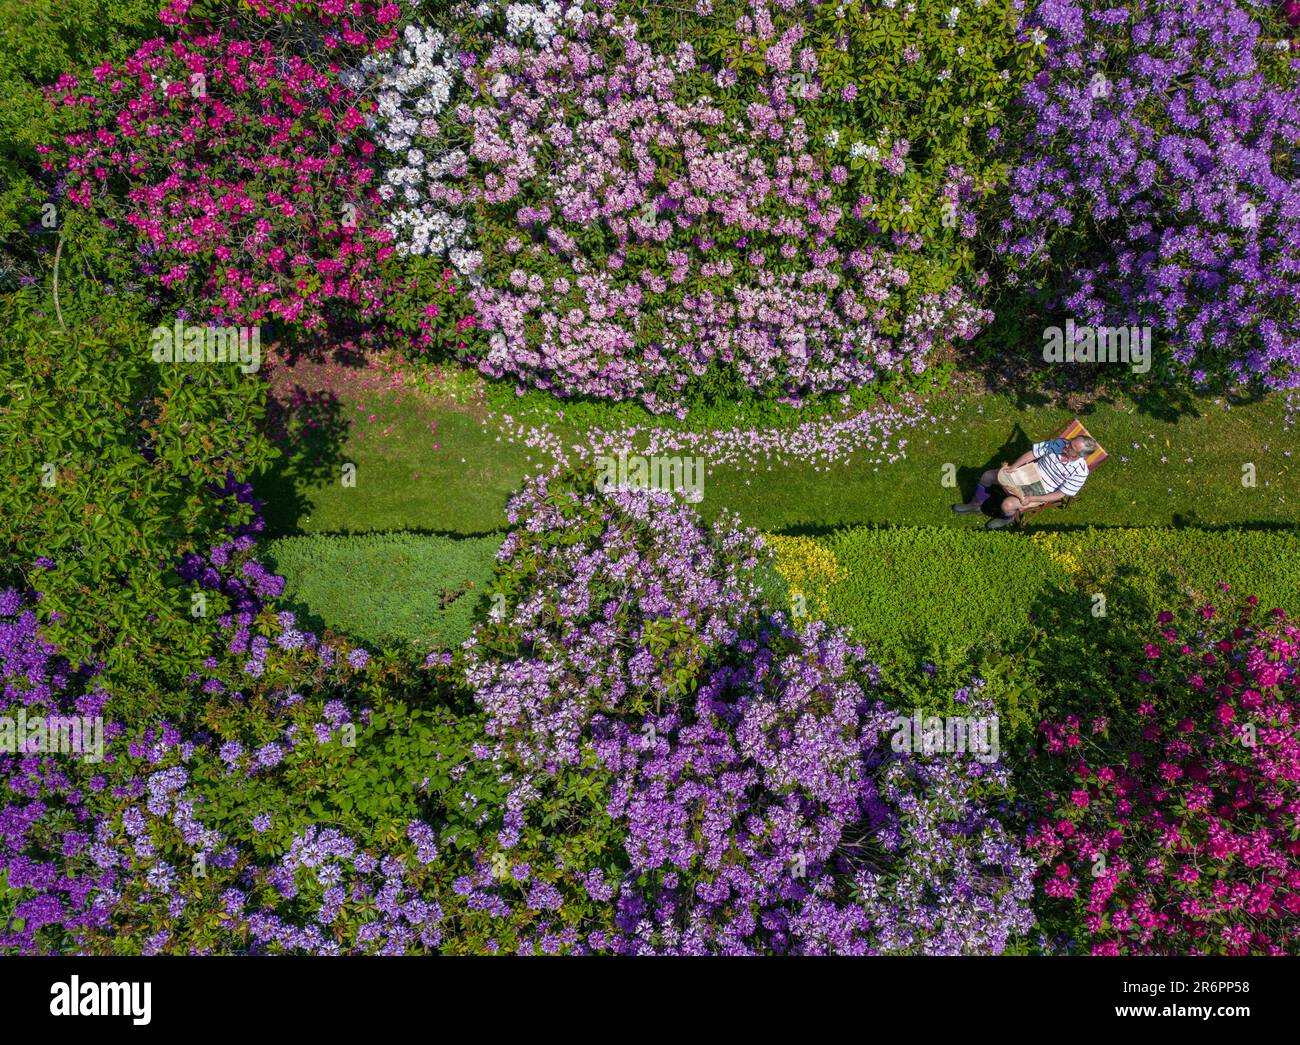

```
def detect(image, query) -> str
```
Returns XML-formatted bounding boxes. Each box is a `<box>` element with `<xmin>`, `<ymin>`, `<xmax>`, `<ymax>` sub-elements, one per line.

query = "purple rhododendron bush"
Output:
<box><xmin>999</xmin><ymin>0</ymin><xmax>1300</xmax><ymax>389</ymax></box>
<box><xmin>454</xmin><ymin>474</ymin><xmax>1035</xmax><ymax>954</ymax></box>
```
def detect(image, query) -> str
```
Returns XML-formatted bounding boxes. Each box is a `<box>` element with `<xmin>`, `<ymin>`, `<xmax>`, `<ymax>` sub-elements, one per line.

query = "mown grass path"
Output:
<box><xmin>260</xmin><ymin>360</ymin><xmax>1297</xmax><ymax>537</ymax></box>
<box><xmin>255</xmin><ymin>360</ymin><xmax>1298</xmax><ymax>650</ymax></box>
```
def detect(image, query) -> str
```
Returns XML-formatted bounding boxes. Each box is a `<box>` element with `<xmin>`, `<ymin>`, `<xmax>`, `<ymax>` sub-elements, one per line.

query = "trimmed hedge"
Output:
<box><xmin>772</xmin><ymin>526</ymin><xmax>1300</xmax><ymax>656</ymax></box>
<box><xmin>266</xmin><ymin>525</ymin><xmax>1300</xmax><ymax>662</ymax></box>
<box><xmin>265</xmin><ymin>533</ymin><xmax>504</xmax><ymax>651</ymax></box>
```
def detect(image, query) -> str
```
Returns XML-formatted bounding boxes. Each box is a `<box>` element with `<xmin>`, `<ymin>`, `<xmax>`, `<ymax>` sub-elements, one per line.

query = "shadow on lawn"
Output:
<box><xmin>954</xmin><ymin>422</ymin><xmax>1032</xmax><ymax>511</ymax></box>
<box><xmin>1010</xmin><ymin>561</ymin><xmax>1216</xmax><ymax>743</ymax></box>
<box><xmin>257</xmin><ymin>382</ymin><xmax>350</xmax><ymax>536</ymax></box>
<box><xmin>959</xmin><ymin>285</ymin><xmax>1280</xmax><ymax>424</ymax></box>
<box><xmin>772</xmin><ymin>518</ymin><xmax>1300</xmax><ymax>539</ymax></box>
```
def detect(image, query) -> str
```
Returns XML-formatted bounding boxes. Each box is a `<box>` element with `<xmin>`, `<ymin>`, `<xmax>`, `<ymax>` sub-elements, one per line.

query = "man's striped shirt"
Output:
<box><xmin>1032</xmin><ymin>438</ymin><xmax>1090</xmax><ymax>496</ymax></box>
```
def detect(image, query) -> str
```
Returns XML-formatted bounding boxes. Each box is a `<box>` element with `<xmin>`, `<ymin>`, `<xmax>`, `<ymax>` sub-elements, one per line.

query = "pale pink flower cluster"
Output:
<box><xmin>382</xmin><ymin>2</ymin><xmax>990</xmax><ymax>412</ymax></box>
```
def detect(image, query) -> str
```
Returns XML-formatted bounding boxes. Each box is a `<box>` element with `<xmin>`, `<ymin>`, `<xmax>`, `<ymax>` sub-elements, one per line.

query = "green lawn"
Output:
<box><xmin>765</xmin><ymin>523</ymin><xmax>1300</xmax><ymax>739</ymax></box>
<box><xmin>258</xmin><ymin>367</ymin><xmax>1297</xmax><ymax>536</ymax></box>
<box><xmin>260</xmin><ymin>378</ymin><xmax>537</xmax><ymax>537</ymax></box>
<box><xmin>261</xmin><ymin>521</ymin><xmax>1300</xmax><ymax>657</ymax></box>
<box><xmin>695</xmin><ymin>392</ymin><xmax>1297</xmax><ymax>531</ymax></box>
<box><xmin>264</xmin><ymin>533</ymin><xmax>503</xmax><ymax>650</ymax></box>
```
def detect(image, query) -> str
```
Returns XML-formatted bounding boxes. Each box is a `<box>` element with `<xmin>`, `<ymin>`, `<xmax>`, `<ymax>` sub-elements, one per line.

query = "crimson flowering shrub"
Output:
<box><xmin>49</xmin><ymin>0</ymin><xmax>408</xmax><ymax>332</ymax></box>
<box><xmin>1026</xmin><ymin>597</ymin><xmax>1300</xmax><ymax>955</ymax></box>
<box><xmin>442</xmin><ymin>473</ymin><xmax>1035</xmax><ymax>954</ymax></box>
<box><xmin>999</xmin><ymin>0</ymin><xmax>1300</xmax><ymax>390</ymax></box>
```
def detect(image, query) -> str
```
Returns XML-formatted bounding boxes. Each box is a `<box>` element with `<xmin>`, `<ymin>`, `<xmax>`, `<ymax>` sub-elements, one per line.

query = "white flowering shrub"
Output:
<box><xmin>356</xmin><ymin>24</ymin><xmax>471</xmax><ymax>264</ymax></box>
<box><xmin>359</xmin><ymin>1</ymin><xmax>584</xmax><ymax>273</ymax></box>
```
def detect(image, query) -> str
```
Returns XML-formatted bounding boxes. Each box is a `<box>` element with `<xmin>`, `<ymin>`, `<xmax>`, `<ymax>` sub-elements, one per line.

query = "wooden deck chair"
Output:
<box><xmin>1011</xmin><ymin>418</ymin><xmax>1107</xmax><ymax>526</ymax></box>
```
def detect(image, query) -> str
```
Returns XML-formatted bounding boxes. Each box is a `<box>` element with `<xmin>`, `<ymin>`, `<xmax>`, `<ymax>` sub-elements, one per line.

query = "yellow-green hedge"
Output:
<box><xmin>769</xmin><ymin>526</ymin><xmax>1300</xmax><ymax>654</ymax></box>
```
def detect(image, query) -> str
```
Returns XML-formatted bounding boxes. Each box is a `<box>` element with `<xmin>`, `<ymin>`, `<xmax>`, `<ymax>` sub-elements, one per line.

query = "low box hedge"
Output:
<box><xmin>772</xmin><ymin>526</ymin><xmax>1300</xmax><ymax>654</ymax></box>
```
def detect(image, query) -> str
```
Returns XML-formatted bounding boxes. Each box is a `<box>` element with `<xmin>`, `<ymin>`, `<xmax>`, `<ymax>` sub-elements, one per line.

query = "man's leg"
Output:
<box><xmin>986</xmin><ymin>493</ymin><xmax>1024</xmax><ymax>530</ymax></box>
<box><xmin>952</xmin><ymin>468</ymin><xmax>1001</xmax><ymax>514</ymax></box>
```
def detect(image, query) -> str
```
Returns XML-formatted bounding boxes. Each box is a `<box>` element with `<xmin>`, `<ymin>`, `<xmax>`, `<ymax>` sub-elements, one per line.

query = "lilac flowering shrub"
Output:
<box><xmin>999</xmin><ymin>0</ymin><xmax>1300</xmax><ymax>390</ymax></box>
<box><xmin>366</xmin><ymin>0</ymin><xmax>1029</xmax><ymax>411</ymax></box>
<box><xmin>462</xmin><ymin>471</ymin><xmax>771</xmax><ymax>770</ymax></box>
<box><xmin>0</xmin><ymin>579</ymin><xmax>480</xmax><ymax>955</ymax></box>
<box><xmin>0</xmin><ymin>589</ymin><xmax>117</xmax><ymax>952</ymax></box>
<box><xmin>440</xmin><ymin>474</ymin><xmax>1035</xmax><ymax>954</ymax></box>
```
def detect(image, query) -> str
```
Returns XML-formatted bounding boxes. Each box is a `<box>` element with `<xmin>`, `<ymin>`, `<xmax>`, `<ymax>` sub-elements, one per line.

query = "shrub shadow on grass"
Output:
<box><xmin>257</xmin><ymin>384</ymin><xmax>350</xmax><ymax>536</ymax></box>
<box><xmin>955</xmin><ymin>422</ymin><xmax>1031</xmax><ymax>511</ymax></box>
<box><xmin>987</xmin><ymin>568</ymin><xmax>1166</xmax><ymax>768</ymax></box>
<box><xmin>771</xmin><ymin>520</ymin><xmax>1300</xmax><ymax>539</ymax></box>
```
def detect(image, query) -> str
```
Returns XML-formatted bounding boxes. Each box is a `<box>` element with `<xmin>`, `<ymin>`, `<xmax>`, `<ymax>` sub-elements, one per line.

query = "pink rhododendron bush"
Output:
<box><xmin>362</xmin><ymin>0</ymin><xmax>1035</xmax><ymax>411</ymax></box>
<box><xmin>1026</xmin><ymin>597</ymin><xmax>1300</xmax><ymax>955</ymax></box>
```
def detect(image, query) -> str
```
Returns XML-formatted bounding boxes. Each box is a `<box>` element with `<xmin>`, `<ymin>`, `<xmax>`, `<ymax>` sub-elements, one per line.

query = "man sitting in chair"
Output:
<box><xmin>952</xmin><ymin>434</ymin><xmax>1097</xmax><ymax>530</ymax></box>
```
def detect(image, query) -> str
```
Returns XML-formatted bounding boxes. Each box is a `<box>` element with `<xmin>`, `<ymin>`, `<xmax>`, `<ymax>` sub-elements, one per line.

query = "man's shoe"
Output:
<box><xmin>985</xmin><ymin>515</ymin><xmax>1015</xmax><ymax>530</ymax></box>
<box><xmin>951</xmin><ymin>503</ymin><xmax>982</xmax><ymax>514</ymax></box>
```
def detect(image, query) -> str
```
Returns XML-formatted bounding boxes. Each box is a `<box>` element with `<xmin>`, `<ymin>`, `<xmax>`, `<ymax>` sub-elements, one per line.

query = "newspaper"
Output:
<box><xmin>997</xmin><ymin>461</ymin><xmax>1046</xmax><ymax>501</ymax></box>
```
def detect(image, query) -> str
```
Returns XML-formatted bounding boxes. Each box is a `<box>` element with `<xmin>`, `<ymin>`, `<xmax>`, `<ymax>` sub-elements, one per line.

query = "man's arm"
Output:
<box><xmin>1009</xmin><ymin>448</ymin><xmax>1036</xmax><ymax>468</ymax></box>
<box><xmin>1023</xmin><ymin>489</ymin><xmax>1068</xmax><ymax>507</ymax></box>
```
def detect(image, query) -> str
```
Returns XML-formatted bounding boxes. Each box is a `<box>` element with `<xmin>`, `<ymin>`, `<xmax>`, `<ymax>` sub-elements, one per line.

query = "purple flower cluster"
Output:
<box><xmin>455</xmin><ymin>474</ymin><xmax>1035</xmax><ymax>954</ymax></box>
<box><xmin>589</xmin><ymin>623</ymin><xmax>1035</xmax><ymax>954</ymax></box>
<box><xmin>0</xmin><ymin>594</ymin><xmax>119</xmax><ymax>952</ymax></box>
<box><xmin>1</xmin><ymin>578</ymin><xmax>440</xmax><ymax>954</ymax></box>
<box><xmin>176</xmin><ymin>477</ymin><xmax>283</xmax><ymax>616</ymax></box>
<box><xmin>464</xmin><ymin>471</ymin><xmax>769</xmax><ymax>773</ymax></box>
<box><xmin>1002</xmin><ymin>0</ymin><xmax>1300</xmax><ymax>389</ymax></box>
<box><xmin>243</xmin><ymin>824</ymin><xmax>445</xmax><ymax>955</ymax></box>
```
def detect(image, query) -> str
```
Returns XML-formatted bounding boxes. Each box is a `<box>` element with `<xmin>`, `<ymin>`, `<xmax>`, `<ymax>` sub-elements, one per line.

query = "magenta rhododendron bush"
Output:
<box><xmin>1027</xmin><ymin>598</ymin><xmax>1300</xmax><ymax>955</ymax></box>
<box><xmin>51</xmin><ymin>0</ymin><xmax>406</xmax><ymax>331</ymax></box>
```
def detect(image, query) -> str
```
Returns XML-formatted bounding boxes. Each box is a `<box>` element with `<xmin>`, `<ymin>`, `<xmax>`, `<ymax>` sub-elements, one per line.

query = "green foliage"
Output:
<box><xmin>0</xmin><ymin>290</ymin><xmax>276</xmax><ymax>707</ymax></box>
<box><xmin>190</xmin><ymin>681</ymin><xmax>481</xmax><ymax>846</ymax></box>
<box><xmin>435</xmin><ymin>755</ymin><xmax>626</xmax><ymax>956</ymax></box>
<box><xmin>688</xmin><ymin>0</ymin><xmax>1039</xmax><ymax>287</ymax></box>
<box><xmin>0</xmin><ymin>0</ymin><xmax>160</xmax><ymax>284</ymax></box>
<box><xmin>771</xmin><ymin>524</ymin><xmax>1300</xmax><ymax>736</ymax></box>
<box><xmin>265</xmin><ymin>532</ymin><xmax>504</xmax><ymax>651</ymax></box>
